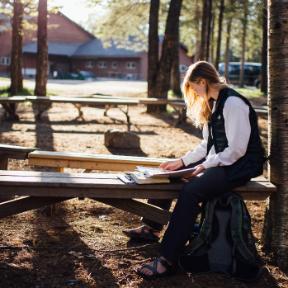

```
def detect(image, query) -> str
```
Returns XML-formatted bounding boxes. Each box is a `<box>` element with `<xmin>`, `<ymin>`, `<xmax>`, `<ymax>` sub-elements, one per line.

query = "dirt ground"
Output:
<box><xmin>0</xmin><ymin>99</ymin><xmax>287</xmax><ymax>288</ymax></box>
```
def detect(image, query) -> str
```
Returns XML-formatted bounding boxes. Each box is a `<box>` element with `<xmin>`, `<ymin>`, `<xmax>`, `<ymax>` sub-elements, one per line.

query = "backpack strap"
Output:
<box><xmin>229</xmin><ymin>194</ymin><xmax>256</xmax><ymax>266</ymax></box>
<box><xmin>187</xmin><ymin>198</ymin><xmax>218</xmax><ymax>255</ymax></box>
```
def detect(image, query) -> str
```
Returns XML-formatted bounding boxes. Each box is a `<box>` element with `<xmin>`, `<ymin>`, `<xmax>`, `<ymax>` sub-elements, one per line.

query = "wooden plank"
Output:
<box><xmin>26</xmin><ymin>96</ymin><xmax>139</xmax><ymax>105</ymax></box>
<box><xmin>0</xmin><ymin>184</ymin><xmax>274</xmax><ymax>200</ymax></box>
<box><xmin>28</xmin><ymin>151</ymin><xmax>168</xmax><ymax>164</ymax></box>
<box><xmin>0</xmin><ymin>196</ymin><xmax>71</xmax><ymax>219</ymax></box>
<box><xmin>0</xmin><ymin>170</ymin><xmax>275</xmax><ymax>191</ymax></box>
<box><xmin>28</xmin><ymin>158</ymin><xmax>162</xmax><ymax>171</ymax></box>
<box><xmin>0</xmin><ymin>171</ymin><xmax>276</xmax><ymax>200</ymax></box>
<box><xmin>93</xmin><ymin>198</ymin><xmax>171</xmax><ymax>225</ymax></box>
<box><xmin>0</xmin><ymin>144</ymin><xmax>37</xmax><ymax>160</ymax></box>
<box><xmin>0</xmin><ymin>96</ymin><xmax>27</xmax><ymax>103</ymax></box>
<box><xmin>28</xmin><ymin>151</ymin><xmax>168</xmax><ymax>170</ymax></box>
<box><xmin>0</xmin><ymin>185</ymin><xmax>181</xmax><ymax>199</ymax></box>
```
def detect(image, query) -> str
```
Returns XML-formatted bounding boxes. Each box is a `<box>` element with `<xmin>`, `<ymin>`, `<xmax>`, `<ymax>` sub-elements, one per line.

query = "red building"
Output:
<box><xmin>0</xmin><ymin>12</ymin><xmax>192</xmax><ymax>80</ymax></box>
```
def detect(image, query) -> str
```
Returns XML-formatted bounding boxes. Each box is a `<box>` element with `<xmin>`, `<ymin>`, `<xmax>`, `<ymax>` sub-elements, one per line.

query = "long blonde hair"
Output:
<box><xmin>182</xmin><ymin>61</ymin><xmax>227</xmax><ymax>128</ymax></box>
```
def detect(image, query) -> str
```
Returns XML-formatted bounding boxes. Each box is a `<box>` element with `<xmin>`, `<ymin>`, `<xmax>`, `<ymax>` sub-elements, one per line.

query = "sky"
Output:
<box><xmin>49</xmin><ymin>0</ymin><xmax>103</xmax><ymax>28</ymax></box>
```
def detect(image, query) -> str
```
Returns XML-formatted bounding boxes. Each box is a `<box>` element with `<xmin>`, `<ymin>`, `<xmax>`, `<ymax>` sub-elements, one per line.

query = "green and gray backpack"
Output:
<box><xmin>178</xmin><ymin>192</ymin><xmax>264</xmax><ymax>281</ymax></box>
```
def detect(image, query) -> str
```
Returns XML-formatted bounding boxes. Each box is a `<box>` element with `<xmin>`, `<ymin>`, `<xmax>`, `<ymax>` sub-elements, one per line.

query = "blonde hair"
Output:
<box><xmin>182</xmin><ymin>61</ymin><xmax>227</xmax><ymax>128</ymax></box>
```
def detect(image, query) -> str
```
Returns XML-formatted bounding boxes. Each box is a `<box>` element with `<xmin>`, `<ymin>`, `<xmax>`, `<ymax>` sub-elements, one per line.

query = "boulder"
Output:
<box><xmin>104</xmin><ymin>129</ymin><xmax>140</xmax><ymax>149</ymax></box>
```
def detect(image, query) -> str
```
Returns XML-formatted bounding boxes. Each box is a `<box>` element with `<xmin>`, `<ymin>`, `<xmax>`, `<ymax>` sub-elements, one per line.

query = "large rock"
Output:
<box><xmin>104</xmin><ymin>129</ymin><xmax>140</xmax><ymax>149</ymax></box>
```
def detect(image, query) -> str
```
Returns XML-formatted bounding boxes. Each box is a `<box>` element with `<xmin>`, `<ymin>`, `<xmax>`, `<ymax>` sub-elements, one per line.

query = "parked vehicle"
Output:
<box><xmin>54</xmin><ymin>70</ymin><xmax>96</xmax><ymax>80</ymax></box>
<box><xmin>218</xmin><ymin>62</ymin><xmax>261</xmax><ymax>87</ymax></box>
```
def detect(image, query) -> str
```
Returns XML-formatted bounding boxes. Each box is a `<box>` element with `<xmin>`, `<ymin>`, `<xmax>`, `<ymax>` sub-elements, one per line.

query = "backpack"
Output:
<box><xmin>178</xmin><ymin>192</ymin><xmax>264</xmax><ymax>282</ymax></box>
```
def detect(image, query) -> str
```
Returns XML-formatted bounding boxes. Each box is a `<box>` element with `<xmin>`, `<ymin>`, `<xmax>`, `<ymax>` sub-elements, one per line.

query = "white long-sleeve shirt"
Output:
<box><xmin>181</xmin><ymin>96</ymin><xmax>251</xmax><ymax>169</ymax></box>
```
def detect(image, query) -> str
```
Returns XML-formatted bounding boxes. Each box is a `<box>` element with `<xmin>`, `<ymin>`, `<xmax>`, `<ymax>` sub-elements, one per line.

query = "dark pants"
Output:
<box><xmin>142</xmin><ymin>159</ymin><xmax>206</xmax><ymax>231</ymax></box>
<box><xmin>159</xmin><ymin>166</ymin><xmax>250</xmax><ymax>262</ymax></box>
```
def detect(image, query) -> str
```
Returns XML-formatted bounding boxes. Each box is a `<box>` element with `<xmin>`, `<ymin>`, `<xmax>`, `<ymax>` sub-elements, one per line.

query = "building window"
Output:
<box><xmin>86</xmin><ymin>61</ymin><xmax>94</xmax><ymax>68</ymax></box>
<box><xmin>126</xmin><ymin>61</ymin><xmax>136</xmax><ymax>70</ymax></box>
<box><xmin>112</xmin><ymin>62</ymin><xmax>118</xmax><ymax>69</ymax></box>
<box><xmin>179</xmin><ymin>64</ymin><xmax>188</xmax><ymax>73</ymax></box>
<box><xmin>0</xmin><ymin>56</ymin><xmax>11</xmax><ymax>66</ymax></box>
<box><xmin>98</xmin><ymin>61</ymin><xmax>107</xmax><ymax>69</ymax></box>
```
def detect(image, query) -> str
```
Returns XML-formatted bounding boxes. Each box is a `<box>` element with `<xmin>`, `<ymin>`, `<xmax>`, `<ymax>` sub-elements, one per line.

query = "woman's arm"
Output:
<box><xmin>201</xmin><ymin>96</ymin><xmax>251</xmax><ymax>169</ymax></box>
<box><xmin>181</xmin><ymin>124</ymin><xmax>209</xmax><ymax>167</ymax></box>
<box><xmin>159</xmin><ymin>125</ymin><xmax>208</xmax><ymax>171</ymax></box>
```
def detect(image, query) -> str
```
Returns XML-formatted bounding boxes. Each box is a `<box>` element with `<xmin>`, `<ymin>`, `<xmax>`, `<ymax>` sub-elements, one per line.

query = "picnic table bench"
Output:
<box><xmin>0</xmin><ymin>170</ymin><xmax>276</xmax><ymax>225</ymax></box>
<box><xmin>0</xmin><ymin>144</ymin><xmax>37</xmax><ymax>201</ymax></box>
<box><xmin>0</xmin><ymin>144</ymin><xmax>37</xmax><ymax>170</ymax></box>
<box><xmin>28</xmin><ymin>150</ymin><xmax>168</xmax><ymax>172</ymax></box>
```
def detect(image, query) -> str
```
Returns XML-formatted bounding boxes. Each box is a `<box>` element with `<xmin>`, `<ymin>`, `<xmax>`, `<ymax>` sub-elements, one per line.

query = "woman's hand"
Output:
<box><xmin>182</xmin><ymin>164</ymin><xmax>206</xmax><ymax>180</ymax></box>
<box><xmin>159</xmin><ymin>159</ymin><xmax>184</xmax><ymax>171</ymax></box>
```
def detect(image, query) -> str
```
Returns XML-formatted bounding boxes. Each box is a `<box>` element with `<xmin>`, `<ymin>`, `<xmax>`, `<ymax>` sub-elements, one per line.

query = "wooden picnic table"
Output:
<box><xmin>0</xmin><ymin>95</ymin><xmax>187</xmax><ymax>128</ymax></box>
<box><xmin>0</xmin><ymin>170</ymin><xmax>276</xmax><ymax>225</ymax></box>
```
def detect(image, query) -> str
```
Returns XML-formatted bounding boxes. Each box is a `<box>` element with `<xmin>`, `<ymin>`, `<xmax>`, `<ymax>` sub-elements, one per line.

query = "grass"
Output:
<box><xmin>0</xmin><ymin>85</ymin><xmax>56</xmax><ymax>97</ymax></box>
<box><xmin>233</xmin><ymin>87</ymin><xmax>266</xmax><ymax>99</ymax></box>
<box><xmin>168</xmin><ymin>87</ymin><xmax>265</xmax><ymax>100</ymax></box>
<box><xmin>0</xmin><ymin>86</ymin><xmax>34</xmax><ymax>97</ymax></box>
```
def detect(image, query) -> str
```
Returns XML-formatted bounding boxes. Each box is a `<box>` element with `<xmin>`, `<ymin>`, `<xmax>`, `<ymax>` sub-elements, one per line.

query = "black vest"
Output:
<box><xmin>207</xmin><ymin>87</ymin><xmax>265</xmax><ymax>182</ymax></box>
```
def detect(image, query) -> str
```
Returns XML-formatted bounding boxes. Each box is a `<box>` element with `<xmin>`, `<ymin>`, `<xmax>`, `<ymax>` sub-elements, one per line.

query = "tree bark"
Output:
<box><xmin>34</xmin><ymin>0</ymin><xmax>48</xmax><ymax>96</ymax></box>
<box><xmin>170</xmin><ymin>27</ymin><xmax>181</xmax><ymax>98</ymax></box>
<box><xmin>205</xmin><ymin>0</ymin><xmax>213</xmax><ymax>61</ymax></box>
<box><xmin>151</xmin><ymin>0</ymin><xmax>183</xmax><ymax>112</ymax></box>
<box><xmin>8</xmin><ymin>0</ymin><xmax>24</xmax><ymax>120</ymax></box>
<box><xmin>215</xmin><ymin>0</ymin><xmax>225</xmax><ymax>69</ymax></box>
<box><xmin>194</xmin><ymin>0</ymin><xmax>202</xmax><ymax>61</ymax></box>
<box><xmin>260</xmin><ymin>0</ymin><xmax>267</xmax><ymax>94</ymax></box>
<box><xmin>239</xmin><ymin>0</ymin><xmax>248</xmax><ymax>88</ymax></box>
<box><xmin>199</xmin><ymin>0</ymin><xmax>208</xmax><ymax>60</ymax></box>
<box><xmin>224</xmin><ymin>17</ymin><xmax>232</xmax><ymax>82</ymax></box>
<box><xmin>147</xmin><ymin>0</ymin><xmax>159</xmax><ymax>102</ymax></box>
<box><xmin>263</xmin><ymin>0</ymin><xmax>288</xmax><ymax>273</ymax></box>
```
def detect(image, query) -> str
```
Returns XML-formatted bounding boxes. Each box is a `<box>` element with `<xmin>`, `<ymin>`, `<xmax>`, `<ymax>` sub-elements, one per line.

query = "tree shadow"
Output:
<box><xmin>0</xmin><ymin>263</ymin><xmax>37</xmax><ymax>288</ymax></box>
<box><xmin>0</xmin><ymin>120</ymin><xmax>14</xmax><ymax>134</ymax></box>
<box><xmin>29</xmin><ymin>203</ymin><xmax>120</xmax><ymax>288</ymax></box>
<box><xmin>147</xmin><ymin>111</ymin><xmax>202</xmax><ymax>138</ymax></box>
<box><xmin>106</xmin><ymin>147</ymin><xmax>148</xmax><ymax>157</ymax></box>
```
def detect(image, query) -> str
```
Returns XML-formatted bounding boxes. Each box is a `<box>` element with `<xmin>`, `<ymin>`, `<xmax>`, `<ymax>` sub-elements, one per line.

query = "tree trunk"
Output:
<box><xmin>224</xmin><ymin>17</ymin><xmax>232</xmax><ymax>82</ymax></box>
<box><xmin>260</xmin><ymin>0</ymin><xmax>267</xmax><ymax>94</ymax></box>
<box><xmin>209</xmin><ymin>11</ymin><xmax>215</xmax><ymax>63</ymax></box>
<box><xmin>215</xmin><ymin>0</ymin><xmax>225</xmax><ymax>69</ymax></box>
<box><xmin>171</xmin><ymin>55</ymin><xmax>181</xmax><ymax>98</ymax></box>
<box><xmin>199</xmin><ymin>0</ymin><xmax>209</xmax><ymax>60</ymax></box>
<box><xmin>194</xmin><ymin>0</ymin><xmax>202</xmax><ymax>61</ymax></box>
<box><xmin>146</xmin><ymin>0</ymin><xmax>160</xmax><ymax>113</ymax></box>
<box><xmin>239</xmin><ymin>0</ymin><xmax>248</xmax><ymax>88</ymax></box>
<box><xmin>34</xmin><ymin>0</ymin><xmax>48</xmax><ymax>96</ymax></box>
<box><xmin>8</xmin><ymin>0</ymin><xmax>24</xmax><ymax>120</ymax></box>
<box><xmin>170</xmin><ymin>28</ymin><xmax>181</xmax><ymax>98</ymax></box>
<box><xmin>152</xmin><ymin>0</ymin><xmax>183</xmax><ymax>112</ymax></box>
<box><xmin>263</xmin><ymin>0</ymin><xmax>288</xmax><ymax>273</ymax></box>
<box><xmin>147</xmin><ymin>0</ymin><xmax>159</xmax><ymax>99</ymax></box>
<box><xmin>205</xmin><ymin>0</ymin><xmax>213</xmax><ymax>61</ymax></box>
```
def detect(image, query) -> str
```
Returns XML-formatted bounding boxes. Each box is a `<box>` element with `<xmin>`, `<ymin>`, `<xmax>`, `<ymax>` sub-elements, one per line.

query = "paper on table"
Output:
<box><xmin>136</xmin><ymin>166</ymin><xmax>196</xmax><ymax>178</ymax></box>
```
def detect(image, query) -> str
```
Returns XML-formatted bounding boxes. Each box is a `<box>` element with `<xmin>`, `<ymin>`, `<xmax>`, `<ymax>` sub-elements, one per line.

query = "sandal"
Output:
<box><xmin>122</xmin><ymin>226</ymin><xmax>160</xmax><ymax>243</ymax></box>
<box><xmin>136</xmin><ymin>257</ymin><xmax>177</xmax><ymax>280</ymax></box>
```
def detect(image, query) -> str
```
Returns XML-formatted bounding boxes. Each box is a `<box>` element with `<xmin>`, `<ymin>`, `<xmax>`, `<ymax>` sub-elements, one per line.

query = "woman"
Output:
<box><xmin>126</xmin><ymin>61</ymin><xmax>265</xmax><ymax>280</ymax></box>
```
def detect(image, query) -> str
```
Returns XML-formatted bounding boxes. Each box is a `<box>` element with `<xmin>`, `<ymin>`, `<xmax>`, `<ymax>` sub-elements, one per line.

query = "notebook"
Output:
<box><xmin>136</xmin><ymin>166</ymin><xmax>197</xmax><ymax>178</ymax></box>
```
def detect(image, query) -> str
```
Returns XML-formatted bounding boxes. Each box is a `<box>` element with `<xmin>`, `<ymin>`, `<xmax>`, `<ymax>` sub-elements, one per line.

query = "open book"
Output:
<box><xmin>119</xmin><ymin>166</ymin><xmax>196</xmax><ymax>185</ymax></box>
<box><xmin>136</xmin><ymin>166</ymin><xmax>196</xmax><ymax>178</ymax></box>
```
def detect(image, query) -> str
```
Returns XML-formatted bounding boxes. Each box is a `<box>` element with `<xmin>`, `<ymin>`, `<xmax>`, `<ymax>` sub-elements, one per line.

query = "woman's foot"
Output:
<box><xmin>122</xmin><ymin>225</ymin><xmax>160</xmax><ymax>243</ymax></box>
<box><xmin>136</xmin><ymin>257</ymin><xmax>176</xmax><ymax>280</ymax></box>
